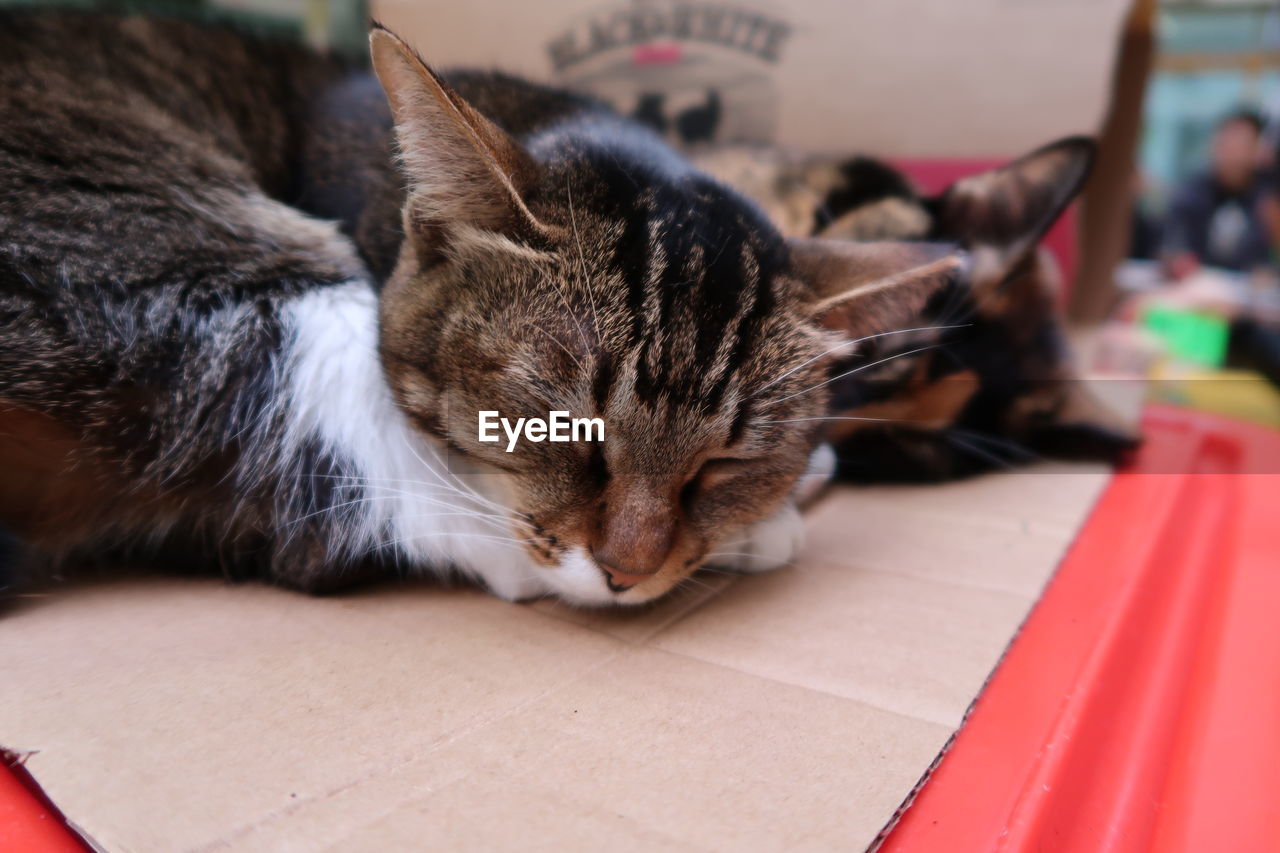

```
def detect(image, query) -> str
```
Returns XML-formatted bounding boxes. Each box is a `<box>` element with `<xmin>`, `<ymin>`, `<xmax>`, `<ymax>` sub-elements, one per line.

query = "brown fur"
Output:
<box><xmin>0</xmin><ymin>12</ymin><xmax>986</xmax><ymax>600</ymax></box>
<box><xmin>367</xmin><ymin>26</ymin><xmax>962</xmax><ymax>590</ymax></box>
<box><xmin>699</xmin><ymin>138</ymin><xmax>1139</xmax><ymax>481</ymax></box>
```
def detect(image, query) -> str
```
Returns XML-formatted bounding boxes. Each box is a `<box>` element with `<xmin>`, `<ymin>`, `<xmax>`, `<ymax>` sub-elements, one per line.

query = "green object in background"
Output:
<box><xmin>1141</xmin><ymin>304</ymin><xmax>1230</xmax><ymax>368</ymax></box>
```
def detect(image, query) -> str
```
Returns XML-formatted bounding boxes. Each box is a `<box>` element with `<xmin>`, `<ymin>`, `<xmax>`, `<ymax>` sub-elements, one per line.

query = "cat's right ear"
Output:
<box><xmin>929</xmin><ymin>136</ymin><xmax>1095</xmax><ymax>284</ymax></box>
<box><xmin>789</xmin><ymin>238</ymin><xmax>966</xmax><ymax>343</ymax></box>
<box><xmin>369</xmin><ymin>25</ymin><xmax>551</xmax><ymax>256</ymax></box>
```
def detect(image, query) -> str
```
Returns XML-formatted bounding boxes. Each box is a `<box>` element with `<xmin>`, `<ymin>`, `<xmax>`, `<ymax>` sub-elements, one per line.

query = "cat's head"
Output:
<box><xmin>813</xmin><ymin>138</ymin><xmax>1140</xmax><ymax>477</ymax></box>
<box><xmin>367</xmin><ymin>27</ymin><xmax>964</xmax><ymax>605</ymax></box>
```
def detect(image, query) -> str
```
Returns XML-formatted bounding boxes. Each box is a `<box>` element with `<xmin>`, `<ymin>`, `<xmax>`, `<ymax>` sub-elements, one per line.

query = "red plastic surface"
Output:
<box><xmin>0</xmin><ymin>754</ymin><xmax>86</xmax><ymax>853</ymax></box>
<box><xmin>3</xmin><ymin>405</ymin><xmax>1275</xmax><ymax>852</ymax></box>
<box><xmin>881</xmin><ymin>403</ymin><xmax>1280</xmax><ymax>852</ymax></box>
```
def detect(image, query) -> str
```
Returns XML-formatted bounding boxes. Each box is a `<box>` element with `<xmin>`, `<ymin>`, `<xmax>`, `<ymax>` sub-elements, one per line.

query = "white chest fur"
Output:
<box><xmin>280</xmin><ymin>280</ymin><xmax>542</xmax><ymax>600</ymax></box>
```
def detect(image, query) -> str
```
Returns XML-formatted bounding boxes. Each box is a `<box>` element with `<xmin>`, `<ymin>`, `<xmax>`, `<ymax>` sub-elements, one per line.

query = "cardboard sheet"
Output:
<box><xmin>373</xmin><ymin>0</ymin><xmax>1132</xmax><ymax>158</ymax></box>
<box><xmin>1</xmin><ymin>464</ymin><xmax>1110</xmax><ymax>852</ymax></box>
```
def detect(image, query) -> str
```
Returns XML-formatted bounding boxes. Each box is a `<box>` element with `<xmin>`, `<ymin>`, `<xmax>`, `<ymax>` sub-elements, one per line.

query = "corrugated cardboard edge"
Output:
<box><xmin>2</xmin><ymin>747</ymin><xmax>102</xmax><ymax>853</ymax></box>
<box><xmin>863</xmin><ymin>474</ymin><xmax>1115</xmax><ymax>852</ymax></box>
<box><xmin>1</xmin><ymin>468</ymin><xmax>1109</xmax><ymax>851</ymax></box>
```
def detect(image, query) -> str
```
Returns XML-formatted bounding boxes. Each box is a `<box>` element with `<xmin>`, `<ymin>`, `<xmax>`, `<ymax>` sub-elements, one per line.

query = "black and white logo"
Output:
<box><xmin>546</xmin><ymin>0</ymin><xmax>792</xmax><ymax>146</ymax></box>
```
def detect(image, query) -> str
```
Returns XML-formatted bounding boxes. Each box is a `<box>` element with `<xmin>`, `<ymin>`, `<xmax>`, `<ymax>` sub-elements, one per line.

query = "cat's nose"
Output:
<box><xmin>597</xmin><ymin>562</ymin><xmax>652</xmax><ymax>592</ymax></box>
<box><xmin>593</xmin><ymin>487</ymin><xmax>676</xmax><ymax>581</ymax></box>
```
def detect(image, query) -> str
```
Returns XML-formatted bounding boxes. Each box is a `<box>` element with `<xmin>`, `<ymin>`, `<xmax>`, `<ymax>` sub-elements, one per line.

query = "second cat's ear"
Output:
<box><xmin>369</xmin><ymin>25</ymin><xmax>549</xmax><ymax>253</ymax></box>
<box><xmin>789</xmin><ymin>239</ymin><xmax>966</xmax><ymax>342</ymax></box>
<box><xmin>929</xmin><ymin>136</ymin><xmax>1095</xmax><ymax>283</ymax></box>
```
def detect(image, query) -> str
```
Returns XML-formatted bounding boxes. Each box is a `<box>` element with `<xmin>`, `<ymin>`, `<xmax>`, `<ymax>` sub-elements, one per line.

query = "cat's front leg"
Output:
<box><xmin>706</xmin><ymin>443</ymin><xmax>834</xmax><ymax>575</ymax></box>
<box><xmin>792</xmin><ymin>442</ymin><xmax>836</xmax><ymax>506</ymax></box>
<box><xmin>708</xmin><ymin>501</ymin><xmax>805</xmax><ymax>575</ymax></box>
<box><xmin>474</xmin><ymin>556</ymin><xmax>547</xmax><ymax>603</ymax></box>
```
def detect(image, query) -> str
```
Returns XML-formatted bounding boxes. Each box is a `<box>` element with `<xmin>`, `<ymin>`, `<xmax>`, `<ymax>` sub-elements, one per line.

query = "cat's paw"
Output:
<box><xmin>708</xmin><ymin>501</ymin><xmax>805</xmax><ymax>574</ymax></box>
<box><xmin>477</xmin><ymin>562</ymin><xmax>546</xmax><ymax>602</ymax></box>
<box><xmin>793</xmin><ymin>442</ymin><xmax>836</xmax><ymax>506</ymax></box>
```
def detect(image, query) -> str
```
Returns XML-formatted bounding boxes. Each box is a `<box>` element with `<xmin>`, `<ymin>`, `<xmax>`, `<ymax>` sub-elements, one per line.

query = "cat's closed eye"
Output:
<box><xmin>682</xmin><ymin>457</ymin><xmax>752</xmax><ymax>506</ymax></box>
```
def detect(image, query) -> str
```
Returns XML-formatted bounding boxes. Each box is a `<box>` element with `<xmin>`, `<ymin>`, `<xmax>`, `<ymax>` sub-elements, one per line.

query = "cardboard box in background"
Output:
<box><xmin>376</xmin><ymin>0</ymin><xmax>1145</xmax><ymax>319</ymax></box>
<box><xmin>373</xmin><ymin>0</ymin><xmax>1133</xmax><ymax>158</ymax></box>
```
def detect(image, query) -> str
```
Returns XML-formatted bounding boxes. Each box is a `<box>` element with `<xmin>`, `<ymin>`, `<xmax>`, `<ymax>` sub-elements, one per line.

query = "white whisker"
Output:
<box><xmin>399</xmin><ymin>433</ymin><xmax>521</xmax><ymax>518</ymax></box>
<box><xmin>760</xmin><ymin>343</ymin><xmax>942</xmax><ymax>408</ymax></box>
<box><xmin>679</xmin><ymin>575</ymin><xmax>717</xmax><ymax>593</ymax></box>
<box><xmin>379</xmin><ymin>531</ymin><xmax>537</xmax><ymax>554</ymax></box>
<box><xmin>763</xmin><ymin>415</ymin><xmax>923</xmax><ymax>425</ymax></box>
<box><xmin>754</xmin><ymin>324</ymin><xmax>969</xmax><ymax>396</ymax></box>
<box><xmin>950</xmin><ymin>428</ymin><xmax>1040</xmax><ymax>460</ymax></box>
<box><xmin>945</xmin><ymin>432</ymin><xmax>1017</xmax><ymax>469</ymax></box>
<box><xmin>291</xmin><ymin>501</ymin><xmax>514</xmax><ymax>531</ymax></box>
<box><xmin>305</xmin><ymin>478</ymin><xmax>524</xmax><ymax>531</ymax></box>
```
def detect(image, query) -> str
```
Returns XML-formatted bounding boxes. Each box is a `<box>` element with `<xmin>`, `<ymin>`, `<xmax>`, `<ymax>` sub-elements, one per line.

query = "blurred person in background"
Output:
<box><xmin>1162</xmin><ymin>109</ymin><xmax>1274</xmax><ymax>278</ymax></box>
<box><xmin>1260</xmin><ymin>132</ymin><xmax>1280</xmax><ymax>265</ymax></box>
<box><xmin>1128</xmin><ymin>169</ymin><xmax>1164</xmax><ymax>261</ymax></box>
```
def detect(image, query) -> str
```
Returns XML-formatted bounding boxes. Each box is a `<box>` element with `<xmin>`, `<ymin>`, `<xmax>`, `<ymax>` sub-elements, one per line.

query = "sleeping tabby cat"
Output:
<box><xmin>0</xmin><ymin>13</ymin><xmax>971</xmax><ymax>604</ymax></box>
<box><xmin>0</xmin><ymin>13</ymin><xmax>1129</xmax><ymax>606</ymax></box>
<box><xmin>695</xmin><ymin>142</ymin><xmax>1139</xmax><ymax>482</ymax></box>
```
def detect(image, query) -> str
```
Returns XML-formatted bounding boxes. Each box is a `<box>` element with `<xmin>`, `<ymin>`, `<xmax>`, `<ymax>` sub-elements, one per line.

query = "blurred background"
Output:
<box><xmin>3</xmin><ymin>0</ymin><xmax>1279</xmax><ymax>426</ymax></box>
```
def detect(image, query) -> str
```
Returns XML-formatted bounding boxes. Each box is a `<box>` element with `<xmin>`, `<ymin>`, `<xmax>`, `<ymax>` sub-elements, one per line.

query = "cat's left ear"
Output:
<box><xmin>369</xmin><ymin>25</ymin><xmax>552</xmax><ymax>254</ymax></box>
<box><xmin>789</xmin><ymin>239</ymin><xmax>966</xmax><ymax>341</ymax></box>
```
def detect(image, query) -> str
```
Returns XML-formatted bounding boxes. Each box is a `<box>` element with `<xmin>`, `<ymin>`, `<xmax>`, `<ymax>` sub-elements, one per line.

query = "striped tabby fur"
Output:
<box><xmin>0</xmin><ymin>13</ymin><xmax>962</xmax><ymax>604</ymax></box>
